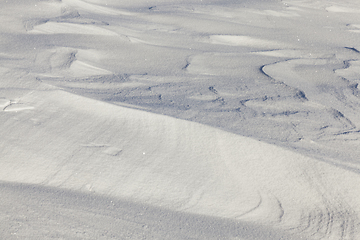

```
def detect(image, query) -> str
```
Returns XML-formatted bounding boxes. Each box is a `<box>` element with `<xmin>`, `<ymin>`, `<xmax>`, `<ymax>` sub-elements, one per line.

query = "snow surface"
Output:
<box><xmin>1</xmin><ymin>0</ymin><xmax>360</xmax><ymax>239</ymax></box>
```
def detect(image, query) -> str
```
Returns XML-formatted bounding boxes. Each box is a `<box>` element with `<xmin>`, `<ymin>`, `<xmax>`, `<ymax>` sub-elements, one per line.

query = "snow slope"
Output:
<box><xmin>1</xmin><ymin>0</ymin><xmax>360</xmax><ymax>239</ymax></box>
<box><xmin>2</xmin><ymin>86</ymin><xmax>360</xmax><ymax>239</ymax></box>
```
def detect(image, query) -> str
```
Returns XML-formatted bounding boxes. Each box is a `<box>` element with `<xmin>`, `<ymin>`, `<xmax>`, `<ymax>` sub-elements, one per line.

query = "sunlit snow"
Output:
<box><xmin>1</xmin><ymin>0</ymin><xmax>360</xmax><ymax>239</ymax></box>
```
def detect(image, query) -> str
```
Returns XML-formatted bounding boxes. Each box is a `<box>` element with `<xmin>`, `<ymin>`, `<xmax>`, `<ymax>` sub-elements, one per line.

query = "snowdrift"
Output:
<box><xmin>0</xmin><ymin>89</ymin><xmax>359</xmax><ymax>238</ymax></box>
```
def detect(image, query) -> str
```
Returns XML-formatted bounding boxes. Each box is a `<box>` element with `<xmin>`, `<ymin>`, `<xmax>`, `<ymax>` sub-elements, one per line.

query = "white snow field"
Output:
<box><xmin>1</xmin><ymin>0</ymin><xmax>360</xmax><ymax>239</ymax></box>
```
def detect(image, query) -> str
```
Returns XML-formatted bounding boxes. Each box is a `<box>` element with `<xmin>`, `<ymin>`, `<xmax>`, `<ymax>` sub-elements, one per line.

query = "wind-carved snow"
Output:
<box><xmin>62</xmin><ymin>0</ymin><xmax>134</xmax><ymax>16</ymax></box>
<box><xmin>206</xmin><ymin>35</ymin><xmax>286</xmax><ymax>48</ymax></box>
<box><xmin>3</xmin><ymin>103</ymin><xmax>34</xmax><ymax>112</ymax></box>
<box><xmin>29</xmin><ymin>22</ymin><xmax>118</xmax><ymax>35</ymax></box>
<box><xmin>326</xmin><ymin>5</ymin><xmax>360</xmax><ymax>13</ymax></box>
<box><xmin>1</xmin><ymin>0</ymin><xmax>360</xmax><ymax>239</ymax></box>
<box><xmin>336</xmin><ymin>59</ymin><xmax>360</xmax><ymax>80</ymax></box>
<box><xmin>34</xmin><ymin>47</ymin><xmax>112</xmax><ymax>78</ymax></box>
<box><xmin>0</xmin><ymin>89</ymin><xmax>359</xmax><ymax>239</ymax></box>
<box><xmin>0</xmin><ymin>99</ymin><xmax>11</xmax><ymax>110</ymax></box>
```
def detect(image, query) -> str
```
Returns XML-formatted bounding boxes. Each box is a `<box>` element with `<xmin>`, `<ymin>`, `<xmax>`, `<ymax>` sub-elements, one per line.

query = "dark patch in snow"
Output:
<box><xmin>344</xmin><ymin>47</ymin><xmax>360</xmax><ymax>53</ymax></box>
<box><xmin>208</xmin><ymin>86</ymin><xmax>218</xmax><ymax>94</ymax></box>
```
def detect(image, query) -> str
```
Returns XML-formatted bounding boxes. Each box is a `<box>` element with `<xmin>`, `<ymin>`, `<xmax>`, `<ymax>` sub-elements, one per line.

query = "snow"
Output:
<box><xmin>29</xmin><ymin>22</ymin><xmax>119</xmax><ymax>35</ymax></box>
<box><xmin>1</xmin><ymin>0</ymin><xmax>360</xmax><ymax>239</ymax></box>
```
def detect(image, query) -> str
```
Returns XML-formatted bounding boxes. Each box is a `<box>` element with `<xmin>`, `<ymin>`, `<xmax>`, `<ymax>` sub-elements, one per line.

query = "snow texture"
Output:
<box><xmin>1</xmin><ymin>0</ymin><xmax>360</xmax><ymax>239</ymax></box>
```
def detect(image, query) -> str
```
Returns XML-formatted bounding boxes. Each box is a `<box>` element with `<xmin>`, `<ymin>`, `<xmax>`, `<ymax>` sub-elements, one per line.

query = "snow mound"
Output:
<box><xmin>0</xmin><ymin>89</ymin><xmax>359</xmax><ymax>239</ymax></box>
